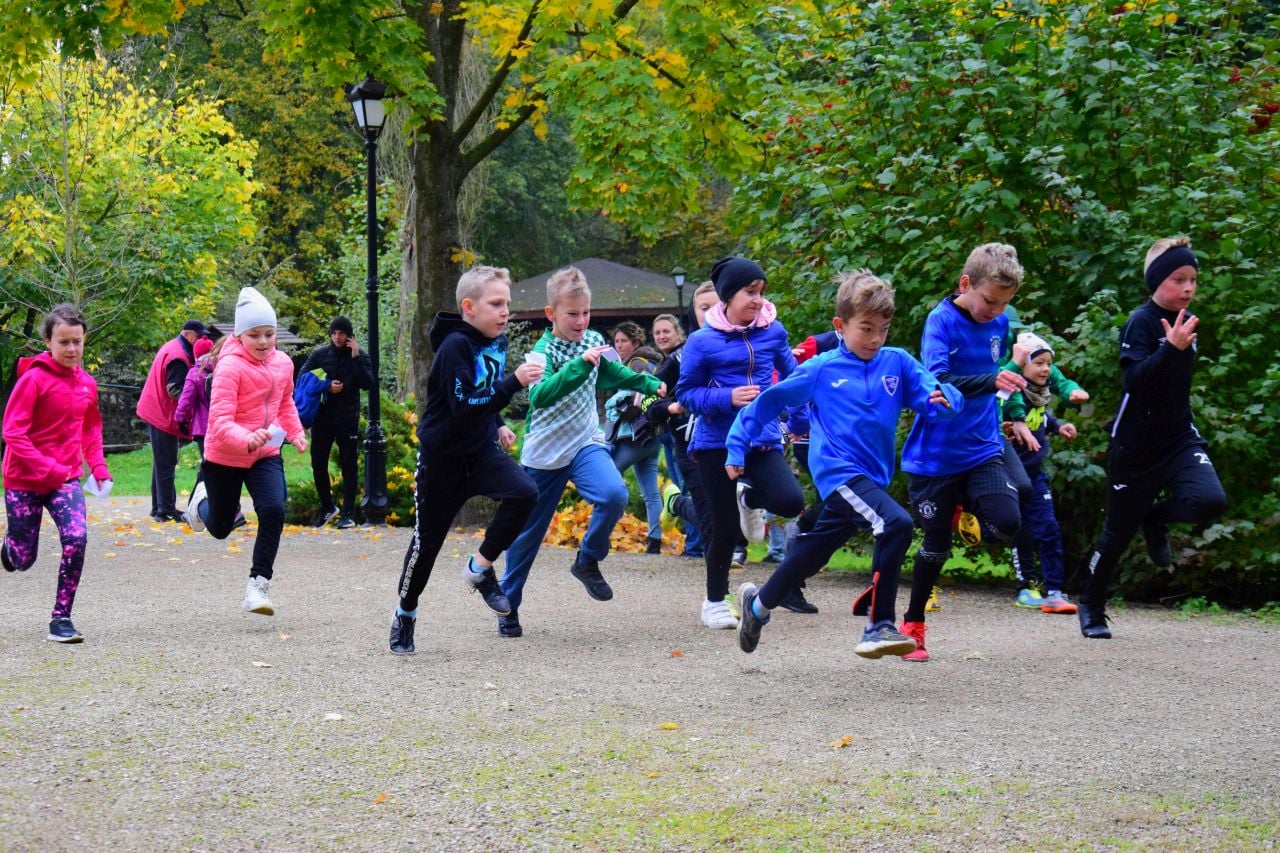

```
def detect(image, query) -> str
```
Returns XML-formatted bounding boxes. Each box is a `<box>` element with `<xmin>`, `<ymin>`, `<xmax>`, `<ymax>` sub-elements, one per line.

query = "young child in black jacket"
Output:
<box><xmin>389</xmin><ymin>266</ymin><xmax>544</xmax><ymax>655</ymax></box>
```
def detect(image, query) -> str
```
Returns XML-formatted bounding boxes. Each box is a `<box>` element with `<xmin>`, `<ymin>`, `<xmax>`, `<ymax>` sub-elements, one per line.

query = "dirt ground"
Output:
<box><xmin>1</xmin><ymin>498</ymin><xmax>1276</xmax><ymax>850</ymax></box>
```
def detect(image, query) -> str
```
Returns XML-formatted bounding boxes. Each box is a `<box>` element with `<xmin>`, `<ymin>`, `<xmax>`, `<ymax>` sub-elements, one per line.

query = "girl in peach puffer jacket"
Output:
<box><xmin>185</xmin><ymin>287</ymin><xmax>307</xmax><ymax>616</ymax></box>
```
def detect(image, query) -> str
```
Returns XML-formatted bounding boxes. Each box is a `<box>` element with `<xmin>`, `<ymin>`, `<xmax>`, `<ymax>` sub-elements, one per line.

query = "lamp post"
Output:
<box><xmin>345</xmin><ymin>74</ymin><xmax>388</xmax><ymax>526</ymax></box>
<box><xmin>671</xmin><ymin>265</ymin><xmax>687</xmax><ymax>316</ymax></box>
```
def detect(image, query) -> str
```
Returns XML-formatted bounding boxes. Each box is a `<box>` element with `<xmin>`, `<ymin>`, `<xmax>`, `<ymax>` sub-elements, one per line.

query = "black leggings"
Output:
<box><xmin>695</xmin><ymin>447</ymin><xmax>804</xmax><ymax>601</ymax></box>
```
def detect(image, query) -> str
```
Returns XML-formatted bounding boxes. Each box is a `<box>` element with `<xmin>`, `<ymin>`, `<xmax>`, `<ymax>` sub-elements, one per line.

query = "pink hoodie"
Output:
<box><xmin>2</xmin><ymin>352</ymin><xmax>110</xmax><ymax>493</ymax></box>
<box><xmin>203</xmin><ymin>335</ymin><xmax>305</xmax><ymax>468</ymax></box>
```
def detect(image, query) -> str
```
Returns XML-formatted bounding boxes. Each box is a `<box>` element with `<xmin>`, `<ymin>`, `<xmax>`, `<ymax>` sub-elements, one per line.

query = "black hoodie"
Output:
<box><xmin>418</xmin><ymin>313</ymin><xmax>523</xmax><ymax>456</ymax></box>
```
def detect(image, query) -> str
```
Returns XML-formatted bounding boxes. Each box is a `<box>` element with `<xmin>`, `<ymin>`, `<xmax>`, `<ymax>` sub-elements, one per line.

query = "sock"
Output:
<box><xmin>396</xmin><ymin>606</ymin><xmax>417</xmax><ymax>619</ymax></box>
<box><xmin>751</xmin><ymin>597</ymin><xmax>771</xmax><ymax>621</ymax></box>
<box><xmin>465</xmin><ymin>556</ymin><xmax>484</xmax><ymax>576</ymax></box>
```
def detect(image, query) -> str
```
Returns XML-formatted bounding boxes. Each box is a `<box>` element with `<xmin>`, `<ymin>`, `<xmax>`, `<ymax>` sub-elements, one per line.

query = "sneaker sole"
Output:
<box><xmin>463</xmin><ymin>566</ymin><xmax>513</xmax><ymax>615</ymax></box>
<box><xmin>1014</xmin><ymin>602</ymin><xmax>1043</xmax><ymax>609</ymax></box>
<box><xmin>570</xmin><ymin>568</ymin><xmax>613</xmax><ymax>602</ymax></box>
<box><xmin>47</xmin><ymin>634</ymin><xmax>84</xmax><ymax>643</ymax></box>
<box><xmin>244</xmin><ymin>603</ymin><xmax>275</xmax><ymax>616</ymax></box>
<box><xmin>389</xmin><ymin>646</ymin><xmax>415</xmax><ymax>655</ymax></box>
<box><xmin>854</xmin><ymin>639</ymin><xmax>917</xmax><ymax>659</ymax></box>
<box><xmin>902</xmin><ymin>652</ymin><xmax>930</xmax><ymax>662</ymax></box>
<box><xmin>1042</xmin><ymin>605</ymin><xmax>1078</xmax><ymax>614</ymax></box>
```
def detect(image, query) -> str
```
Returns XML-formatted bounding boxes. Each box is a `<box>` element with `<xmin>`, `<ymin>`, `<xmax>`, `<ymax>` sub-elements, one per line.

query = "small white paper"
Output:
<box><xmin>524</xmin><ymin>351</ymin><xmax>546</xmax><ymax>385</ymax></box>
<box><xmin>84</xmin><ymin>475</ymin><xmax>112</xmax><ymax>498</ymax></box>
<box><xmin>599</xmin><ymin>346</ymin><xmax>620</xmax><ymax>362</ymax></box>
<box><xmin>266</xmin><ymin>424</ymin><xmax>286</xmax><ymax>448</ymax></box>
<box><xmin>996</xmin><ymin>389</ymin><xmax>1012</xmax><ymax>401</ymax></box>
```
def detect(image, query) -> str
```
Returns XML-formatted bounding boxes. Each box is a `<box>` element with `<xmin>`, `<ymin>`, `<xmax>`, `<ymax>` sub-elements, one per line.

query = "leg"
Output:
<box><xmin>632</xmin><ymin>445</ymin><xmax>663</xmax><ymax>541</ymax></box>
<box><xmin>44</xmin><ymin>481</ymin><xmax>88</xmax><ymax>619</ymax></box>
<box><xmin>757</xmin><ymin>490</ymin><xmax>863</xmax><ymax>609</ymax></box>
<box><xmin>148</xmin><ymin>425</ymin><xmax>181</xmax><ymax>516</ymax></box>
<box><xmin>660</xmin><ymin>433</ymin><xmax>683</xmax><ymax>490</ymax></box>
<box><xmin>309</xmin><ymin>421</ymin><xmax>338</xmax><ymax>513</ymax></box>
<box><xmin>695</xmin><ymin>448</ymin><xmax>739</xmax><ymax>602</ymax></box>
<box><xmin>471</xmin><ymin>445</ymin><xmax>540</xmax><ymax>563</ymax></box>
<box><xmin>570</xmin><ymin>443</ymin><xmax>631</xmax><ymax>563</ymax></box>
<box><xmin>336</xmin><ymin>426</ymin><xmax>361</xmax><ymax>517</ymax></box>
<box><xmin>201</xmin><ymin>460</ymin><xmax>248</xmax><ymax>540</ymax></box>
<box><xmin>904</xmin><ymin>473</ymin><xmax>962</xmax><ymax>622</ymax></box>
<box><xmin>741</xmin><ymin>448</ymin><xmax>806</xmax><ymax>519</ymax></box>
<box><xmin>3</xmin><ymin>487</ymin><xmax>47</xmax><ymax>571</ymax></box>
<box><xmin>500</xmin><ymin>465</ymin><xmax>573</xmax><ymax>611</ymax></box>
<box><xmin>242</xmin><ymin>456</ymin><xmax>287</xmax><ymax>580</ymax></box>
<box><xmin>1147</xmin><ymin>445</ymin><xmax>1227</xmax><ymax>529</ymax></box>
<box><xmin>964</xmin><ymin>455</ymin><xmax>1022</xmax><ymax>545</ymax></box>
<box><xmin>397</xmin><ymin>453</ymin><xmax>471</xmax><ymax>612</ymax></box>
<box><xmin>1024</xmin><ymin>469</ymin><xmax>1065</xmax><ymax>591</ymax></box>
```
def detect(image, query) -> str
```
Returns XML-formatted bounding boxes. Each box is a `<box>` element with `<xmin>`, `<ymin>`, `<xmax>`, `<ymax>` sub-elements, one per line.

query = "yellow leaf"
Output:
<box><xmin>657</xmin><ymin>722</ymin><xmax>679</xmax><ymax>731</ymax></box>
<box><xmin>670</xmin><ymin>649</ymin><xmax>684</xmax><ymax>658</ymax></box>
<box><xmin>829</xmin><ymin>735</ymin><xmax>853</xmax><ymax>749</ymax></box>
<box><xmin>373</xmin><ymin>792</ymin><xmax>389</xmax><ymax>804</ymax></box>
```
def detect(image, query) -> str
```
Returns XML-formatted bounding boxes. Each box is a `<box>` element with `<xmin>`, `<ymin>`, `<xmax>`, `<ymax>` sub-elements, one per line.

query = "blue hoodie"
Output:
<box><xmin>727</xmin><ymin>342</ymin><xmax>962</xmax><ymax>499</ymax></box>
<box><xmin>902</xmin><ymin>297</ymin><xmax>1008</xmax><ymax>477</ymax></box>
<box><xmin>676</xmin><ymin>319</ymin><xmax>795</xmax><ymax>453</ymax></box>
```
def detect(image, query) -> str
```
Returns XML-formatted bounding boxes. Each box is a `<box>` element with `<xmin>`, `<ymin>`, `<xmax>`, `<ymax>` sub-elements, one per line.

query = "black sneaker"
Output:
<box><xmin>498</xmin><ymin>609</ymin><xmax>523</xmax><ymax>638</ymax></box>
<box><xmin>162</xmin><ymin>509</ymin><xmax>187</xmax><ymax>523</ymax></box>
<box><xmin>231</xmin><ymin>511</ymin><xmax>248</xmax><ymax>531</ymax></box>
<box><xmin>312</xmin><ymin>506</ymin><xmax>340</xmax><ymax>527</ymax></box>
<box><xmin>778</xmin><ymin>585</ymin><xmax>819</xmax><ymax>614</ymax></box>
<box><xmin>570</xmin><ymin>552</ymin><xmax>613</xmax><ymax>601</ymax></box>
<box><xmin>1</xmin><ymin>538</ymin><xmax>15</xmax><ymax>573</ymax></box>
<box><xmin>646</xmin><ymin>536</ymin><xmax>662</xmax><ymax>555</ymax></box>
<box><xmin>389</xmin><ymin>613</ymin><xmax>416</xmax><ymax>655</ymax></box>
<box><xmin>463</xmin><ymin>560</ymin><xmax>512</xmax><ymax>615</ymax></box>
<box><xmin>47</xmin><ymin>618</ymin><xmax>83</xmax><ymax>643</ymax></box>
<box><xmin>336</xmin><ymin>515</ymin><xmax>356</xmax><ymax>530</ymax></box>
<box><xmin>1078</xmin><ymin>596</ymin><xmax>1112</xmax><ymax>639</ymax></box>
<box><xmin>1142</xmin><ymin>517</ymin><xmax>1172</xmax><ymax>569</ymax></box>
<box><xmin>730</xmin><ymin>547</ymin><xmax>747</xmax><ymax>569</ymax></box>
<box><xmin>737</xmin><ymin>582</ymin><xmax>769</xmax><ymax>653</ymax></box>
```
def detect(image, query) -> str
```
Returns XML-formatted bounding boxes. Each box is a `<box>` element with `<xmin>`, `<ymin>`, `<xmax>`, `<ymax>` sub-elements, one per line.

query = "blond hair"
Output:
<box><xmin>962</xmin><ymin>242</ymin><xmax>1023</xmax><ymax>291</ymax></box>
<box><xmin>835</xmin><ymin>270</ymin><xmax>895</xmax><ymax>321</ymax></box>
<box><xmin>652</xmin><ymin>313</ymin><xmax>684</xmax><ymax>340</ymax></box>
<box><xmin>1143</xmin><ymin>235</ymin><xmax>1192</xmax><ymax>275</ymax></box>
<box><xmin>456</xmin><ymin>265</ymin><xmax>512</xmax><ymax>309</ymax></box>
<box><xmin>546</xmin><ymin>266</ymin><xmax>591</xmax><ymax>307</ymax></box>
<box><xmin>692</xmin><ymin>280</ymin><xmax>716</xmax><ymax>301</ymax></box>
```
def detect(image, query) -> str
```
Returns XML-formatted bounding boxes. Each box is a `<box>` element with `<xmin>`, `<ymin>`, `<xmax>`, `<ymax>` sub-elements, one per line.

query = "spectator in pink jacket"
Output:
<box><xmin>2</xmin><ymin>304</ymin><xmax>110</xmax><ymax>643</ymax></box>
<box><xmin>174</xmin><ymin>337</ymin><xmax>219</xmax><ymax>495</ymax></box>
<box><xmin>136</xmin><ymin>318</ymin><xmax>207</xmax><ymax>523</ymax></box>
<box><xmin>184</xmin><ymin>287</ymin><xmax>307</xmax><ymax>617</ymax></box>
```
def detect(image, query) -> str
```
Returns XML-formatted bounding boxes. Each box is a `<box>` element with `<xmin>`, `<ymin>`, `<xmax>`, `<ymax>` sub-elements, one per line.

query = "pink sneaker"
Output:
<box><xmin>900</xmin><ymin>621</ymin><xmax>929</xmax><ymax>662</ymax></box>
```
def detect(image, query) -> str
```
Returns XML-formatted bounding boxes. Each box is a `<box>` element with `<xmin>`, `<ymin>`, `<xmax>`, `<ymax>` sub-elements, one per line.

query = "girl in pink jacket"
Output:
<box><xmin>184</xmin><ymin>288</ymin><xmax>307</xmax><ymax>616</ymax></box>
<box><xmin>2</xmin><ymin>304</ymin><xmax>110</xmax><ymax>643</ymax></box>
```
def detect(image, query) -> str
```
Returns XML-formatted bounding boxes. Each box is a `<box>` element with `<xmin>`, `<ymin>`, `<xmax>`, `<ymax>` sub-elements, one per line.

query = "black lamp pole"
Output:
<box><xmin>346</xmin><ymin>75</ymin><xmax>388</xmax><ymax>526</ymax></box>
<box><xmin>671</xmin><ymin>265</ymin><xmax>687</xmax><ymax>316</ymax></box>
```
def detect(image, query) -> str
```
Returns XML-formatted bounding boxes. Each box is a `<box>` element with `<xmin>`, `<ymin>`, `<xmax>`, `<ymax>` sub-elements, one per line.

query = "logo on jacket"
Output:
<box><xmin>990</xmin><ymin>336</ymin><xmax>1001</xmax><ymax>363</ymax></box>
<box><xmin>830</xmin><ymin>378</ymin><xmax>848</xmax><ymax>388</ymax></box>
<box><xmin>882</xmin><ymin>375</ymin><xmax>899</xmax><ymax>395</ymax></box>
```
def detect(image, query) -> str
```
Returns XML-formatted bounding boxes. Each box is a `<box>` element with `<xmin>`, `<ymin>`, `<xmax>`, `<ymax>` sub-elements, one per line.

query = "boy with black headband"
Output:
<box><xmin>1078</xmin><ymin>237</ymin><xmax>1227</xmax><ymax>639</ymax></box>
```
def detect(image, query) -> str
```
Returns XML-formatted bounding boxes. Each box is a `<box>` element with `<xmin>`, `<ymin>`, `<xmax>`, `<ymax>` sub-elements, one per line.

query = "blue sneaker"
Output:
<box><xmin>47</xmin><ymin>618</ymin><xmax>83</xmax><ymax>643</ymax></box>
<box><xmin>463</xmin><ymin>558</ymin><xmax>512</xmax><ymax>615</ymax></box>
<box><xmin>736</xmin><ymin>582</ymin><xmax>769</xmax><ymax>653</ymax></box>
<box><xmin>1015</xmin><ymin>588</ymin><xmax>1044</xmax><ymax>609</ymax></box>
<box><xmin>854</xmin><ymin>621</ymin><xmax>916</xmax><ymax>659</ymax></box>
<box><xmin>1</xmin><ymin>537</ymin><xmax>15</xmax><ymax>572</ymax></box>
<box><xmin>389</xmin><ymin>612</ymin><xmax>416</xmax><ymax>655</ymax></box>
<box><xmin>498</xmin><ymin>609</ymin><xmax>523</xmax><ymax>638</ymax></box>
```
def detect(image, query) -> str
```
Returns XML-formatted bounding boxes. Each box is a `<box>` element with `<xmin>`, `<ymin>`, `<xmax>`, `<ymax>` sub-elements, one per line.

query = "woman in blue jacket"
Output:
<box><xmin>676</xmin><ymin>257</ymin><xmax>805</xmax><ymax>631</ymax></box>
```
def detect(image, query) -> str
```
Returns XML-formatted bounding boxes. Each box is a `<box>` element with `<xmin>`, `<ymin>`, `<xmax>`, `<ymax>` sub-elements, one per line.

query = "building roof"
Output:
<box><xmin>510</xmin><ymin>258</ymin><xmax>681</xmax><ymax>320</ymax></box>
<box><xmin>210</xmin><ymin>323</ymin><xmax>306</xmax><ymax>346</ymax></box>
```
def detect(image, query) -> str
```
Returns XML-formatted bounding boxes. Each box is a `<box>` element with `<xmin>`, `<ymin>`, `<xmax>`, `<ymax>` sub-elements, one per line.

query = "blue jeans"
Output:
<box><xmin>500</xmin><ymin>443</ymin><xmax>629</xmax><ymax>611</ymax></box>
<box><xmin>659</xmin><ymin>433</ymin><xmax>682</xmax><ymax>489</ymax></box>
<box><xmin>612</xmin><ymin>437</ymin><xmax>662</xmax><ymax>539</ymax></box>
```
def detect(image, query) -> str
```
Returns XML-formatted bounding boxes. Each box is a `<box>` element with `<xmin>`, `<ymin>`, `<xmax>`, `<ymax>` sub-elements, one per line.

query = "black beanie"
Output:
<box><xmin>1144</xmin><ymin>246</ymin><xmax>1198</xmax><ymax>293</ymax></box>
<box><xmin>709</xmin><ymin>256</ymin><xmax>766</xmax><ymax>303</ymax></box>
<box><xmin>330</xmin><ymin>315</ymin><xmax>355</xmax><ymax>336</ymax></box>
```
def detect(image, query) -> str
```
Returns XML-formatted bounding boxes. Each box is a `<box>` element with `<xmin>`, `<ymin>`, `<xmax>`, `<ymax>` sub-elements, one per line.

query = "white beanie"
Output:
<box><xmin>233</xmin><ymin>286</ymin><xmax>277</xmax><ymax>335</ymax></box>
<box><xmin>1016</xmin><ymin>331</ymin><xmax>1053</xmax><ymax>362</ymax></box>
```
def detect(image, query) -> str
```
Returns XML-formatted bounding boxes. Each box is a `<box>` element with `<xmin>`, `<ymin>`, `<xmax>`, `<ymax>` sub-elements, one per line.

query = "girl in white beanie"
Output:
<box><xmin>185</xmin><ymin>287</ymin><xmax>308</xmax><ymax>615</ymax></box>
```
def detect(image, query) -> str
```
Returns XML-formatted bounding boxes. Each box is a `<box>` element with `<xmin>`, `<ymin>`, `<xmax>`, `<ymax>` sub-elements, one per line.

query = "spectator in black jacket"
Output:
<box><xmin>299</xmin><ymin>316</ymin><xmax>373</xmax><ymax>528</ymax></box>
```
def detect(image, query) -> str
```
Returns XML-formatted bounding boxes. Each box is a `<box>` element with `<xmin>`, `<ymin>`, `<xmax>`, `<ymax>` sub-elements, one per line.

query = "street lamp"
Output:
<box><xmin>345</xmin><ymin>74</ymin><xmax>388</xmax><ymax>525</ymax></box>
<box><xmin>671</xmin><ymin>265</ymin><xmax>687</xmax><ymax>316</ymax></box>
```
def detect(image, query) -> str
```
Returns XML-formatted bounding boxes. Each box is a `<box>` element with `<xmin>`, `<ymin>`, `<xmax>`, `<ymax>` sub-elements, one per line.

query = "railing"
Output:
<box><xmin>98</xmin><ymin>383</ymin><xmax>147</xmax><ymax>453</ymax></box>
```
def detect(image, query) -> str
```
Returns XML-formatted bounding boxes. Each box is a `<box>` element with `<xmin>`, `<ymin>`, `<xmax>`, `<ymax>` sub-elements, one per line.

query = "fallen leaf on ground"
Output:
<box><xmin>252</xmin><ymin>661</ymin><xmax>272</xmax><ymax>668</ymax></box>
<box><xmin>325</xmin><ymin>712</ymin><xmax>343</xmax><ymax>721</ymax></box>
<box><xmin>670</xmin><ymin>649</ymin><xmax>685</xmax><ymax>658</ymax></box>
<box><xmin>830</xmin><ymin>734</ymin><xmax>853</xmax><ymax>749</ymax></box>
<box><xmin>483</xmin><ymin>682</ymin><xmax>498</xmax><ymax>691</ymax></box>
<box><xmin>277</xmin><ymin>632</ymin><xmax>291</xmax><ymax>640</ymax></box>
<box><xmin>657</xmin><ymin>722</ymin><xmax>679</xmax><ymax>731</ymax></box>
<box><xmin>373</xmin><ymin>792</ymin><xmax>388</xmax><ymax>805</ymax></box>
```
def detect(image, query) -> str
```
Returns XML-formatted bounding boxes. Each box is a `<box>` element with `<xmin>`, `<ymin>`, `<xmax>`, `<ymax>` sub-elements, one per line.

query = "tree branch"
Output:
<box><xmin>458</xmin><ymin>102</ymin><xmax>538</xmax><ymax>179</ymax></box>
<box><xmin>455</xmin><ymin>0</ymin><xmax>543</xmax><ymax>144</ymax></box>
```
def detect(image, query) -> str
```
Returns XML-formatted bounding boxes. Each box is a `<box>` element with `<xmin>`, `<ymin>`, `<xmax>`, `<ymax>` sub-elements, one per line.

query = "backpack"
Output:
<box><xmin>293</xmin><ymin>368</ymin><xmax>327</xmax><ymax>429</ymax></box>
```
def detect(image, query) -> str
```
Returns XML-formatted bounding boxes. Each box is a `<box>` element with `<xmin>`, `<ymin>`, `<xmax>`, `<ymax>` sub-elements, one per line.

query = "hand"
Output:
<box><xmin>347</xmin><ymin>338</ymin><xmax>359</xmax><ymax>356</ymax></box>
<box><xmin>246</xmin><ymin>427</ymin><xmax>271</xmax><ymax>451</ymax></box>
<box><xmin>731</xmin><ymin>385</ymin><xmax>761</xmax><ymax>407</ymax></box>
<box><xmin>580</xmin><ymin>345</ymin><xmax>608</xmax><ymax>366</ymax></box>
<box><xmin>725</xmin><ymin>465</ymin><xmax>744</xmax><ymax>481</ymax></box>
<box><xmin>497</xmin><ymin>425</ymin><xmax>517</xmax><ymax>451</ymax></box>
<box><xmin>1069</xmin><ymin>389</ymin><xmax>1090</xmax><ymax>404</ymax></box>
<box><xmin>1161</xmin><ymin>310</ymin><xmax>1199</xmax><ymax>350</ymax></box>
<box><xmin>329</xmin><ymin>379</ymin><xmax>344</xmax><ymax>394</ymax></box>
<box><xmin>514</xmin><ymin>362</ymin><xmax>544</xmax><ymax>387</ymax></box>
<box><xmin>98</xmin><ymin>479</ymin><xmax>114</xmax><ymax>499</ymax></box>
<box><xmin>667</xmin><ymin>400</ymin><xmax>685</xmax><ymax>416</ymax></box>
<box><xmin>791</xmin><ymin>344</ymin><xmax>806</xmax><ymax>358</ymax></box>
<box><xmin>928</xmin><ymin>387</ymin><xmax>952</xmax><ymax>408</ymax></box>
<box><xmin>1010</xmin><ymin>421</ymin><xmax>1040</xmax><ymax>452</ymax></box>
<box><xmin>292</xmin><ymin>436</ymin><xmax>309</xmax><ymax>453</ymax></box>
<box><xmin>1058</xmin><ymin>422</ymin><xmax>1077</xmax><ymax>441</ymax></box>
<box><xmin>656</xmin><ymin>382</ymin><xmax>667</xmax><ymax>397</ymax></box>
<box><xmin>994</xmin><ymin>369</ymin><xmax>1028</xmax><ymax>395</ymax></box>
<box><xmin>1011</xmin><ymin>342</ymin><xmax>1029</xmax><ymax>368</ymax></box>
<box><xmin>1001</xmin><ymin>420</ymin><xmax>1016</xmax><ymax>439</ymax></box>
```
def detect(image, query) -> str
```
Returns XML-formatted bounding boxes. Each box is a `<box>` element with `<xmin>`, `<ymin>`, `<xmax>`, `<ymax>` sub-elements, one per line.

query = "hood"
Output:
<box><xmin>16</xmin><ymin>351</ymin><xmax>73</xmax><ymax>379</ymax></box>
<box><xmin>428</xmin><ymin>312</ymin><xmax>494</xmax><ymax>350</ymax></box>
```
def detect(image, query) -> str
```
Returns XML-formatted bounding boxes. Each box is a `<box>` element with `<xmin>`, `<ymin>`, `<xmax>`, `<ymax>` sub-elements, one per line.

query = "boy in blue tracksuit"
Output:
<box><xmin>676</xmin><ymin>257</ymin><xmax>806</xmax><ymax>631</ymax></box>
<box><xmin>898</xmin><ymin>243</ymin><xmax>1030</xmax><ymax>661</ymax></box>
<box><xmin>732</xmin><ymin>271</ymin><xmax>963</xmax><ymax>659</ymax></box>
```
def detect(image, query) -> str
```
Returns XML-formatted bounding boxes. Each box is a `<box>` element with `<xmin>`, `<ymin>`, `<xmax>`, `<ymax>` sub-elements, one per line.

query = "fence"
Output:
<box><xmin>99</xmin><ymin>383</ymin><xmax>147</xmax><ymax>453</ymax></box>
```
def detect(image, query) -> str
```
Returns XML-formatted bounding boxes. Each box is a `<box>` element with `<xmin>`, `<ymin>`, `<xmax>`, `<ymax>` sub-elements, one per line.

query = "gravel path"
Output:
<box><xmin>1</xmin><ymin>498</ymin><xmax>1276</xmax><ymax>850</ymax></box>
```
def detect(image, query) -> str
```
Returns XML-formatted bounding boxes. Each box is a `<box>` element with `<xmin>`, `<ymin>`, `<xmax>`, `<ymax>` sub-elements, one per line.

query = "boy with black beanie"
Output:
<box><xmin>1078</xmin><ymin>237</ymin><xmax>1227</xmax><ymax>639</ymax></box>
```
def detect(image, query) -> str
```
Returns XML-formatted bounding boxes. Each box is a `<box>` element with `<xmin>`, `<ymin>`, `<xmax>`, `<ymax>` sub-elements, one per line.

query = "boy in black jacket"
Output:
<box><xmin>1079</xmin><ymin>237</ymin><xmax>1227</xmax><ymax>639</ymax></box>
<box><xmin>389</xmin><ymin>266</ymin><xmax>544</xmax><ymax>655</ymax></box>
<box><xmin>299</xmin><ymin>316</ymin><xmax>374</xmax><ymax>527</ymax></box>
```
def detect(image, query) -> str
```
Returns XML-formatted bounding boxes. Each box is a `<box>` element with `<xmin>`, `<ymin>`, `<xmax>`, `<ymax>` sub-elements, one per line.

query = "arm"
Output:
<box><xmin>598</xmin><ymin>358</ymin><xmax>661</xmax><ymax>395</ymax></box>
<box><xmin>1119</xmin><ymin>311</ymin><xmax>1195</xmax><ymax>392</ymax></box>
<box><xmin>277</xmin><ymin>365</ymin><xmax>307</xmax><ymax>445</ymax></box>
<box><xmin>174</xmin><ymin>368</ymin><xmax>201</xmax><ymax>426</ymax></box>
<box><xmin>526</xmin><ymin>355</ymin><xmax>595</xmax><ymax>409</ymax></box>
<box><xmin>437</xmin><ymin>335</ymin><xmax>523</xmax><ymax>417</ymax></box>
<box><xmin>299</xmin><ymin>347</ymin><xmax>322</xmax><ymax>376</ymax></box>
<box><xmin>903</xmin><ymin>355</ymin><xmax>964</xmax><ymax>419</ymax></box>
<box><xmin>675</xmin><ymin>337</ymin><xmax>736</xmax><ymax>416</ymax></box>
<box><xmin>1047</xmin><ymin>364</ymin><xmax>1083</xmax><ymax>403</ymax></box>
<box><xmin>351</xmin><ymin>350</ymin><xmax>374</xmax><ymax>391</ymax></box>
<box><xmin>773</xmin><ymin>330</ymin><xmax>798</xmax><ymax>381</ymax></box>
<box><xmin>725</xmin><ymin>366</ymin><xmax>818</xmax><ymax>469</ymax></box>
<box><xmin>1</xmin><ymin>375</ymin><xmax>75</xmax><ymax>486</ymax></box>
<box><xmin>1001</xmin><ymin>389</ymin><xmax>1028</xmax><ymax>422</ymax></box>
<box><xmin>164</xmin><ymin>356</ymin><xmax>188</xmax><ymax>399</ymax></box>
<box><xmin>208</xmin><ymin>366</ymin><xmax>256</xmax><ymax>452</ymax></box>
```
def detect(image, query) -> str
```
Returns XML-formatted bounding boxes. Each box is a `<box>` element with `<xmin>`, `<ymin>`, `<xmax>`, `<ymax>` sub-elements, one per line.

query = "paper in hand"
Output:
<box><xmin>599</xmin><ymin>346</ymin><xmax>621</xmax><ymax>362</ymax></box>
<box><xmin>266</xmin><ymin>424</ymin><xmax>287</xmax><ymax>449</ymax></box>
<box><xmin>84</xmin><ymin>475</ymin><xmax>113</xmax><ymax>498</ymax></box>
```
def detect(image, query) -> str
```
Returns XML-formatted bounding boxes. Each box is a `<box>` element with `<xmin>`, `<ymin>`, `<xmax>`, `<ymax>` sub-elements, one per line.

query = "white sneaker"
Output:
<box><xmin>185</xmin><ymin>481</ymin><xmax>207</xmax><ymax>533</ymax></box>
<box><xmin>701</xmin><ymin>598</ymin><xmax>739</xmax><ymax>630</ymax></box>
<box><xmin>243</xmin><ymin>575</ymin><xmax>274</xmax><ymax>615</ymax></box>
<box><xmin>736</xmin><ymin>481</ymin><xmax>767</xmax><ymax>542</ymax></box>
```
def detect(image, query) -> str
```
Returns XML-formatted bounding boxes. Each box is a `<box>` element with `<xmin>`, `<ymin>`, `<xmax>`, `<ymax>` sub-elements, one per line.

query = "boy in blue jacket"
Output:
<box><xmin>389</xmin><ymin>266</ymin><xmax>544</xmax><ymax>655</ymax></box>
<box><xmin>731</xmin><ymin>271</ymin><xmax>962</xmax><ymax>659</ymax></box>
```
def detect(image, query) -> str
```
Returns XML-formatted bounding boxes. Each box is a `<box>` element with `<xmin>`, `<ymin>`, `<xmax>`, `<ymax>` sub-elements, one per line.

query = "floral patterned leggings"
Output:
<box><xmin>4</xmin><ymin>481</ymin><xmax>87</xmax><ymax>619</ymax></box>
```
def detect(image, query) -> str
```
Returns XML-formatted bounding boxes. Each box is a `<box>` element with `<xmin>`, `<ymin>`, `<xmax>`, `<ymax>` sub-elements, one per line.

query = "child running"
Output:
<box><xmin>185</xmin><ymin>287</ymin><xmax>307</xmax><ymax>616</ymax></box>
<box><xmin>497</xmin><ymin>266</ymin><xmax>663</xmax><ymax>638</ymax></box>
<box><xmin>898</xmin><ymin>243</ymin><xmax>1029</xmax><ymax>661</ymax></box>
<box><xmin>1079</xmin><ymin>236</ymin><xmax>1226</xmax><ymax>638</ymax></box>
<box><xmin>389</xmin><ymin>266</ymin><xmax>542</xmax><ymax>655</ymax></box>
<box><xmin>676</xmin><ymin>257</ymin><xmax>805</xmax><ymax>630</ymax></box>
<box><xmin>2</xmin><ymin>305</ymin><xmax>110</xmax><ymax>643</ymax></box>
<box><xmin>732</xmin><ymin>272</ymin><xmax>962</xmax><ymax>657</ymax></box>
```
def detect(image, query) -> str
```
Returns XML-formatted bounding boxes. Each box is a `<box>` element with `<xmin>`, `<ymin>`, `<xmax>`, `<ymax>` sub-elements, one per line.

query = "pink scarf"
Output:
<box><xmin>705</xmin><ymin>299</ymin><xmax>778</xmax><ymax>333</ymax></box>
